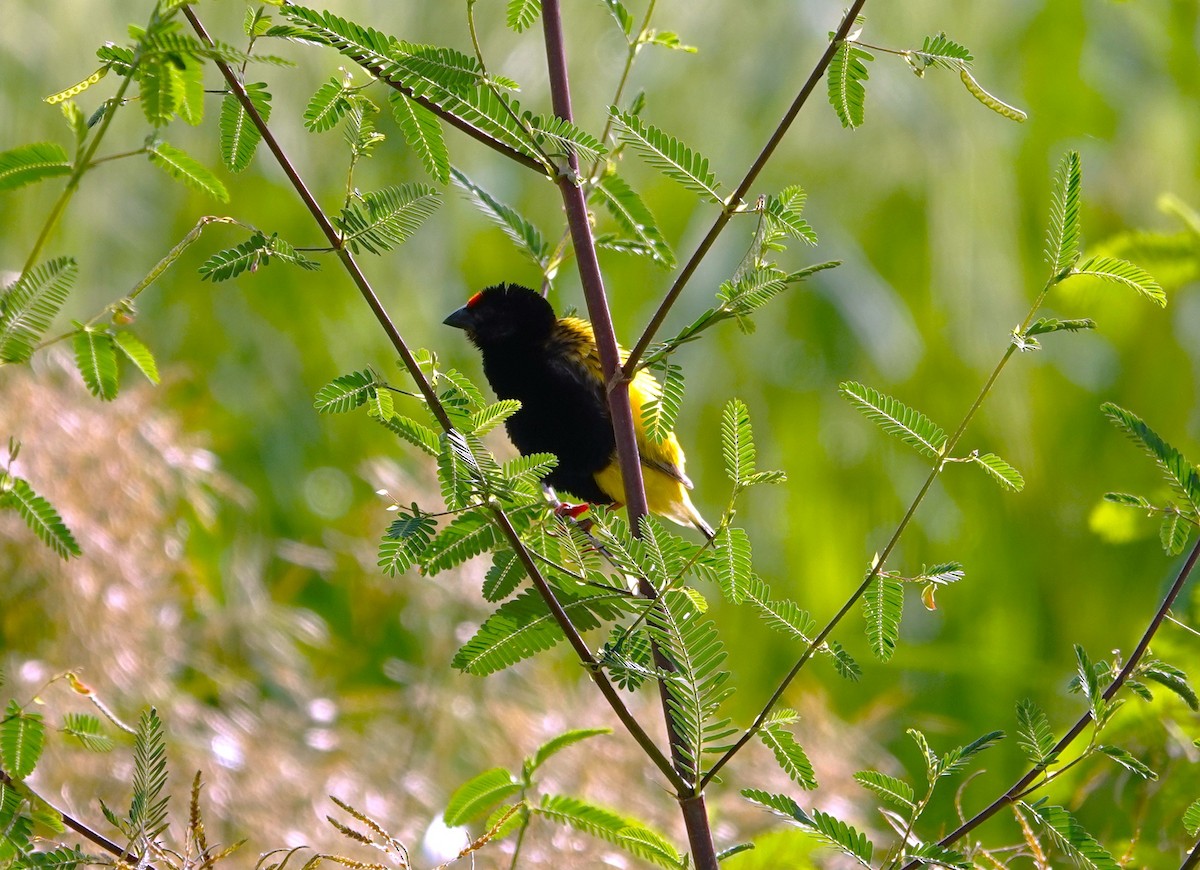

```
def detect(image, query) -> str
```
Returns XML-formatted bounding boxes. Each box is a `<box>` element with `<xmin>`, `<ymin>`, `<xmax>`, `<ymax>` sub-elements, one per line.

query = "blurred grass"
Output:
<box><xmin>2</xmin><ymin>0</ymin><xmax>1199</xmax><ymax>864</ymax></box>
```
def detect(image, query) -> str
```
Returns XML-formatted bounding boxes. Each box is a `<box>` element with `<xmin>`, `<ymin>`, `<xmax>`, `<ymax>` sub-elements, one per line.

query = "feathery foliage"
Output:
<box><xmin>60</xmin><ymin>713</ymin><xmax>114</xmax><ymax>753</ymax></box>
<box><xmin>863</xmin><ymin>575</ymin><xmax>903</xmax><ymax>662</ymax></box>
<box><xmin>609</xmin><ymin>109</ymin><xmax>722</xmax><ymax>203</ymax></box>
<box><xmin>147</xmin><ymin>140</ymin><xmax>229</xmax><ymax>201</ymax></box>
<box><xmin>827</xmin><ymin>40</ymin><xmax>873</xmax><ymax>129</ymax></box>
<box><xmin>335</xmin><ymin>183</ymin><xmax>441</xmax><ymax>254</ymax></box>
<box><xmin>1</xmin><ymin>701</ymin><xmax>45</xmax><ymax>779</ymax></box>
<box><xmin>839</xmin><ymin>381</ymin><xmax>947</xmax><ymax>459</ymax></box>
<box><xmin>0</xmin><ymin>142</ymin><xmax>72</xmax><ymax>192</ymax></box>
<box><xmin>73</xmin><ymin>328</ymin><xmax>120</xmax><ymax>401</ymax></box>
<box><xmin>218</xmin><ymin>82</ymin><xmax>271</xmax><ymax>173</ymax></box>
<box><xmin>199</xmin><ymin>232</ymin><xmax>319</xmax><ymax>282</ymax></box>
<box><xmin>505</xmin><ymin>0</ymin><xmax>542</xmax><ymax>32</ymax></box>
<box><xmin>314</xmin><ymin>369</ymin><xmax>378</xmax><ymax>414</ymax></box>
<box><xmin>1016</xmin><ymin>699</ymin><xmax>1058</xmax><ymax>768</ymax></box>
<box><xmin>536</xmin><ymin>795</ymin><xmax>684</xmax><ymax>870</ymax></box>
<box><xmin>593</xmin><ymin>173</ymin><xmax>675</xmax><ymax>268</ymax></box>
<box><xmin>853</xmin><ymin>770</ymin><xmax>915</xmax><ymax>809</ymax></box>
<box><xmin>443</xmin><ymin>768</ymin><xmax>520</xmax><ymax>826</ymax></box>
<box><xmin>1045</xmin><ymin>151</ymin><xmax>1082</xmax><ymax>274</ymax></box>
<box><xmin>452</xmin><ymin>588</ymin><xmax>627</xmax><ymax>676</ymax></box>
<box><xmin>388</xmin><ymin>91</ymin><xmax>449</xmax><ymax>183</ymax></box>
<box><xmin>640</xmin><ymin>361</ymin><xmax>685</xmax><ymax>444</ymax></box>
<box><xmin>129</xmin><ymin>708</ymin><xmax>169</xmax><ymax>852</ymax></box>
<box><xmin>0</xmin><ymin>257</ymin><xmax>76</xmax><ymax>363</ymax></box>
<box><xmin>1021</xmin><ymin>802</ymin><xmax>1119</xmax><ymax>870</ymax></box>
<box><xmin>1103</xmin><ymin>404</ymin><xmax>1200</xmax><ymax>516</ymax></box>
<box><xmin>970</xmin><ymin>451</ymin><xmax>1025</xmax><ymax>492</ymax></box>
<box><xmin>758</xmin><ymin>712</ymin><xmax>817</xmax><ymax>790</ymax></box>
<box><xmin>451</xmin><ymin>167</ymin><xmax>549</xmax><ymax>268</ymax></box>
<box><xmin>645</xmin><ymin>590</ymin><xmax>735</xmax><ymax>784</ymax></box>
<box><xmin>0</xmin><ymin>476</ymin><xmax>81</xmax><ymax>559</ymax></box>
<box><xmin>378</xmin><ymin>510</ymin><xmax>437</xmax><ymax>577</ymax></box>
<box><xmin>1072</xmin><ymin>255</ymin><xmax>1166</xmax><ymax>306</ymax></box>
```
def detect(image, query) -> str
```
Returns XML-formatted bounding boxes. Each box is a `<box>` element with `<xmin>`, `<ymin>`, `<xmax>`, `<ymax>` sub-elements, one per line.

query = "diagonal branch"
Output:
<box><xmin>0</xmin><ymin>770</ymin><xmax>135</xmax><ymax>865</ymax></box>
<box><xmin>899</xmin><ymin>537</ymin><xmax>1200</xmax><ymax>869</ymax></box>
<box><xmin>183</xmin><ymin>5</ymin><xmax>682</xmax><ymax>792</ymax></box>
<box><xmin>622</xmin><ymin>0</ymin><xmax>869</xmax><ymax>376</ymax></box>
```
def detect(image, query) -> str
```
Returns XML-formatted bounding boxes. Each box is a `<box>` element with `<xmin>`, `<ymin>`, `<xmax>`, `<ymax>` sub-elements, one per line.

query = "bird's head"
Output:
<box><xmin>443</xmin><ymin>283</ymin><xmax>557</xmax><ymax>349</ymax></box>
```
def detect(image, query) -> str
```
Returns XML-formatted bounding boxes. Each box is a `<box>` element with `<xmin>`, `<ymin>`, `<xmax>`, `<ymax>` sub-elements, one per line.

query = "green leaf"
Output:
<box><xmin>908</xmin><ymin>728</ymin><xmax>939</xmax><ymax>784</ymax></box>
<box><xmin>593</xmin><ymin>174</ymin><xmax>675</xmax><ymax>268</ymax></box>
<box><xmin>598</xmin><ymin>0</ymin><xmax>634</xmax><ymax>35</ymax></box>
<box><xmin>314</xmin><ymin>369</ymin><xmax>377</xmax><ymax>414</ymax></box>
<box><xmin>73</xmin><ymin>328</ymin><xmax>120</xmax><ymax>400</ymax></box>
<box><xmin>721</xmin><ymin>398</ymin><xmax>756</xmax><ymax>489</ymax></box>
<box><xmin>764</xmin><ymin>186</ymin><xmax>817</xmax><ymax>246</ymax></box>
<box><xmin>970</xmin><ymin>451</ymin><xmax>1025</xmax><ymax>492</ymax></box>
<box><xmin>1022</xmin><ymin>802</ymin><xmax>1119</xmax><ymax>870</ymax></box>
<box><xmin>863</xmin><ymin>575</ymin><xmax>903</xmax><ymax>662</ymax></box>
<box><xmin>377</xmin><ymin>511</ymin><xmax>437</xmax><ymax>577</ymax></box>
<box><xmin>1</xmin><ymin>701</ymin><xmax>45</xmax><ymax>778</ymax></box>
<box><xmin>470</xmin><ymin>399</ymin><xmax>521</xmax><ymax>436</ymax></box>
<box><xmin>1097</xmin><ymin>745</ymin><xmax>1156</xmax><ymax>780</ymax></box>
<box><xmin>0</xmin><ymin>477</ymin><xmax>80</xmax><ymax>559</ymax></box>
<box><xmin>1016</xmin><ymin>699</ymin><xmax>1058</xmax><ymax>767</ymax></box>
<box><xmin>304</xmin><ymin>76</ymin><xmax>352</xmax><ymax>132</ymax></box>
<box><xmin>759</xmin><ymin>722</ymin><xmax>817</xmax><ymax>789</ymax></box>
<box><xmin>643</xmin><ymin>31</ymin><xmax>696</xmax><ymax>52</ymax></box>
<box><xmin>129</xmin><ymin>708</ymin><xmax>169</xmax><ymax>845</ymax></box>
<box><xmin>934</xmin><ymin>730</ymin><xmax>1005</xmax><ymax>779</ymax></box>
<box><xmin>529</xmin><ymin>114</ymin><xmax>607</xmax><ymax>164</ymax></box>
<box><xmin>537</xmin><ymin>795</ymin><xmax>683</xmax><ymax>870</ymax></box>
<box><xmin>958</xmin><ymin>67</ymin><xmax>1027</xmax><ymax>122</ymax></box>
<box><xmin>1139</xmin><ymin>659</ymin><xmax>1199</xmax><ymax>710</ymax></box>
<box><xmin>0</xmin><ymin>143</ymin><xmax>71</xmax><ymax>192</ymax></box>
<box><xmin>1074</xmin><ymin>644</ymin><xmax>1103</xmax><ymax>717</ymax></box>
<box><xmin>61</xmin><ymin>713</ymin><xmax>114</xmax><ymax>753</ymax></box>
<box><xmin>377</xmin><ymin>414</ymin><xmax>440</xmax><ymax>457</ymax></box>
<box><xmin>506</xmin><ymin>0</ymin><xmax>542</xmax><ymax>31</ymax></box>
<box><xmin>645</xmin><ymin>590</ymin><xmax>735</xmax><ymax>784</ymax></box>
<box><xmin>906</xmin><ymin>843</ymin><xmax>970</xmax><ymax>869</ymax></box>
<box><xmin>827</xmin><ymin>41</ymin><xmax>873</xmax><ymax>129</ymax></box>
<box><xmin>450</xmin><ymin>167</ymin><xmax>548</xmax><ymax>268</ymax></box>
<box><xmin>1073</xmin><ymin>256</ymin><xmax>1166</xmax><ymax>307</ymax></box>
<box><xmin>114</xmin><ymin>331</ymin><xmax>160</xmax><ymax>385</ymax></box>
<box><xmin>0</xmin><ymin>256</ymin><xmax>77</xmax><ymax>363</ymax></box>
<box><xmin>609</xmin><ymin>109</ymin><xmax>722</xmax><ymax>203</ymax></box>
<box><xmin>1025</xmin><ymin>317</ymin><xmax>1096</xmax><ymax>337</ymax></box>
<box><xmin>807</xmin><ymin>809</ymin><xmax>873</xmax><ymax>867</ymax></box>
<box><xmin>528</xmin><ymin>728</ymin><xmax>610</xmax><ymax>773</ymax></box>
<box><xmin>853</xmin><ymin>770</ymin><xmax>915</xmax><ymax>809</ymax></box>
<box><xmin>640</xmin><ymin>361</ymin><xmax>685</xmax><ymax>445</ymax></box>
<box><xmin>1046</xmin><ymin>151</ymin><xmax>1082</xmax><ymax>273</ymax></box>
<box><xmin>1161</xmin><ymin>510</ymin><xmax>1191</xmax><ymax>555</ymax></box>
<box><xmin>199</xmin><ymin>232</ymin><xmax>320</xmax><ymax>282</ymax></box>
<box><xmin>479</xmin><ymin>550</ymin><xmax>521</xmax><ymax>603</ymax></box>
<box><xmin>148</xmin><ymin>141</ymin><xmax>229</xmax><ymax>202</ymax></box>
<box><xmin>706</xmin><ymin>527</ymin><xmax>750</xmax><ymax>604</ymax></box>
<box><xmin>742</xmin><ymin>576</ymin><xmax>860</xmax><ymax>679</ymax></box>
<box><xmin>1102</xmin><ymin>403</ymin><xmax>1200</xmax><ymax>516</ymax></box>
<box><xmin>336</xmin><ymin>184</ymin><xmax>441</xmax><ymax>255</ymax></box>
<box><xmin>452</xmin><ymin>588</ymin><xmax>628</xmax><ymax>675</ymax></box>
<box><xmin>443</xmin><ymin>768</ymin><xmax>520</xmax><ymax>826</ymax></box>
<box><xmin>1185</xmin><ymin>798</ymin><xmax>1200</xmax><ymax>837</ymax></box>
<box><xmin>168</xmin><ymin>54</ymin><xmax>205</xmax><ymax>126</ymax></box>
<box><xmin>839</xmin><ymin>381</ymin><xmax>947</xmax><ymax>459</ymax></box>
<box><xmin>421</xmin><ymin>511</ymin><xmax>500</xmax><ymax>575</ymax></box>
<box><xmin>388</xmin><ymin>92</ymin><xmax>449</xmax><ymax>184</ymax></box>
<box><xmin>908</xmin><ymin>32</ymin><xmax>973</xmax><ymax>73</ymax></box>
<box><xmin>219</xmin><ymin>83</ymin><xmax>272</xmax><ymax>173</ymax></box>
<box><xmin>741</xmin><ymin>788</ymin><xmax>811</xmax><ymax>825</ymax></box>
<box><xmin>137</xmin><ymin>57</ymin><xmax>176</xmax><ymax>126</ymax></box>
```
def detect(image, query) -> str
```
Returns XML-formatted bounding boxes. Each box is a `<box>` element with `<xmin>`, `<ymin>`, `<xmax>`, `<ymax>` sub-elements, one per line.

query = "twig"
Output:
<box><xmin>0</xmin><ymin>770</ymin><xmax>134</xmax><ymax>865</ymax></box>
<box><xmin>622</xmin><ymin>0</ymin><xmax>869</xmax><ymax>376</ymax></box>
<box><xmin>897</xmin><ymin>537</ymin><xmax>1200</xmax><ymax>870</ymax></box>
<box><xmin>183</xmin><ymin>4</ymin><xmax>683</xmax><ymax>794</ymax></box>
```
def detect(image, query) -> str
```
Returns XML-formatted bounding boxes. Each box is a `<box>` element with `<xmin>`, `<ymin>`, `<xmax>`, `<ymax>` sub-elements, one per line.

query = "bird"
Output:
<box><xmin>444</xmin><ymin>283</ymin><xmax>715</xmax><ymax>539</ymax></box>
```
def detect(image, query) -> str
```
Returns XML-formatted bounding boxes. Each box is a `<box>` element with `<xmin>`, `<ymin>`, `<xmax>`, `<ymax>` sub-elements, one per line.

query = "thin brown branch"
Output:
<box><xmin>898</xmin><ymin>537</ymin><xmax>1200</xmax><ymax>870</ymax></box>
<box><xmin>622</xmin><ymin>0</ymin><xmax>869</xmax><ymax>376</ymax></box>
<box><xmin>183</xmin><ymin>4</ymin><xmax>682</xmax><ymax>793</ymax></box>
<box><xmin>0</xmin><ymin>770</ymin><xmax>134</xmax><ymax>864</ymax></box>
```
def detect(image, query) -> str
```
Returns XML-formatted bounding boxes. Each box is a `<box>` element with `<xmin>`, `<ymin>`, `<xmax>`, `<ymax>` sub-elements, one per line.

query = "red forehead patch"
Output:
<box><xmin>466</xmin><ymin>291</ymin><xmax>483</xmax><ymax>308</ymax></box>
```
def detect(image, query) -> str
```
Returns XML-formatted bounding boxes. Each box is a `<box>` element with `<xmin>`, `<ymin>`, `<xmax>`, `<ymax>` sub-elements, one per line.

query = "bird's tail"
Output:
<box><xmin>684</xmin><ymin>497</ymin><xmax>716</xmax><ymax>541</ymax></box>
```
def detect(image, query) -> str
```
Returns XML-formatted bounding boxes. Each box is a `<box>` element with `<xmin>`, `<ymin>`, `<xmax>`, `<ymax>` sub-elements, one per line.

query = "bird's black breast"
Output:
<box><xmin>478</xmin><ymin>335</ymin><xmax>615</xmax><ymax>504</ymax></box>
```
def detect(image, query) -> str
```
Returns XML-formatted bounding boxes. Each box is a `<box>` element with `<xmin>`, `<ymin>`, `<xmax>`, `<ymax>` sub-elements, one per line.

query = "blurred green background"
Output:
<box><xmin>2</xmin><ymin>0</ymin><xmax>1199</xmax><ymax>866</ymax></box>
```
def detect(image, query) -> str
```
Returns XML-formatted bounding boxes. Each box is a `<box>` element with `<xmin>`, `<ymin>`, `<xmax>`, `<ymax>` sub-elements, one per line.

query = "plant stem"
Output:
<box><xmin>185</xmin><ymin>3</ymin><xmax>686</xmax><ymax>795</ymax></box>
<box><xmin>0</xmin><ymin>771</ymin><xmax>135</xmax><ymax>864</ymax></box>
<box><xmin>539</xmin><ymin>3</ymin><xmax>717</xmax><ymax>867</ymax></box>
<box><xmin>703</xmin><ymin>279</ymin><xmax>1048</xmax><ymax>788</ymax></box>
<box><xmin>20</xmin><ymin>78</ymin><xmax>135</xmax><ymax>279</ymax></box>
<box><xmin>622</xmin><ymin>0</ymin><xmax>869</xmax><ymax>376</ymax></box>
<box><xmin>898</xmin><ymin>536</ymin><xmax>1200</xmax><ymax>870</ymax></box>
<box><xmin>1182</xmin><ymin>836</ymin><xmax>1200</xmax><ymax>870</ymax></box>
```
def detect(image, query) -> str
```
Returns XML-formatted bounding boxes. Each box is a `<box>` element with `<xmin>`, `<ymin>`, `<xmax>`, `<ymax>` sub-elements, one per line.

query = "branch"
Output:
<box><xmin>0</xmin><ymin>770</ymin><xmax>136</xmax><ymax>865</ymax></box>
<box><xmin>898</xmin><ymin>537</ymin><xmax>1200</xmax><ymax>870</ymax></box>
<box><xmin>622</xmin><ymin>0</ymin><xmax>869</xmax><ymax>376</ymax></box>
<box><xmin>183</xmin><ymin>4</ymin><xmax>682</xmax><ymax>792</ymax></box>
<box><xmin>540</xmin><ymin>4</ymin><xmax>719</xmax><ymax>868</ymax></box>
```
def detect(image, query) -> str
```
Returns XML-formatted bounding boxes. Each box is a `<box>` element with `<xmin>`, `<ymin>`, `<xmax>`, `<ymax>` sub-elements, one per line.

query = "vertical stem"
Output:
<box><xmin>539</xmin><ymin>5</ymin><xmax>718</xmax><ymax>868</ymax></box>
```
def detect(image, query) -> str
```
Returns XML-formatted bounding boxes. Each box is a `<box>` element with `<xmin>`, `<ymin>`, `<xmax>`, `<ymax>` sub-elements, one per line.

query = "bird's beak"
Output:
<box><xmin>443</xmin><ymin>306</ymin><xmax>473</xmax><ymax>330</ymax></box>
